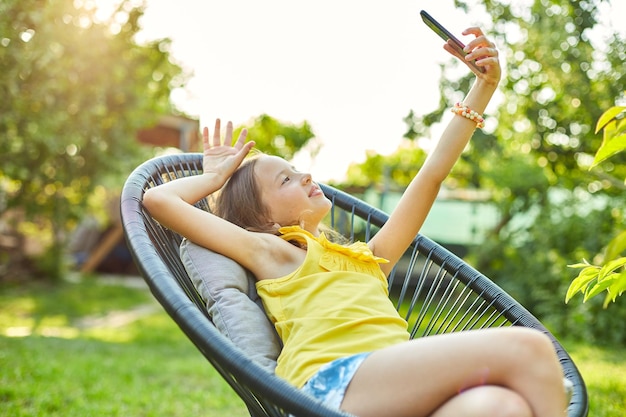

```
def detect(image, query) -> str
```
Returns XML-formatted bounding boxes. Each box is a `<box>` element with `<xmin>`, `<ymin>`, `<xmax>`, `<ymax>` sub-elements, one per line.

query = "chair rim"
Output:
<box><xmin>121</xmin><ymin>153</ymin><xmax>353</xmax><ymax>417</ymax></box>
<box><xmin>120</xmin><ymin>152</ymin><xmax>588</xmax><ymax>417</ymax></box>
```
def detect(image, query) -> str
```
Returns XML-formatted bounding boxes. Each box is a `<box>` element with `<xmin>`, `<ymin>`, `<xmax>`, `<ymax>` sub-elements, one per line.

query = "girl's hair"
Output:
<box><xmin>212</xmin><ymin>154</ymin><xmax>278</xmax><ymax>235</ymax></box>
<box><xmin>212</xmin><ymin>151</ymin><xmax>348</xmax><ymax>246</ymax></box>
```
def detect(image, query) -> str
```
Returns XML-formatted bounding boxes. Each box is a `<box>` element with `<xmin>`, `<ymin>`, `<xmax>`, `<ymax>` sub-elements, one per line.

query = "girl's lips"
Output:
<box><xmin>309</xmin><ymin>185</ymin><xmax>323</xmax><ymax>197</ymax></box>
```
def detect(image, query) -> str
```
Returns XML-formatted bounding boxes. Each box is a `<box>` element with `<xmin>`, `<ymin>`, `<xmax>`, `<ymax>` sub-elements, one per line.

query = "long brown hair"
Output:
<box><xmin>212</xmin><ymin>153</ymin><xmax>347</xmax><ymax>246</ymax></box>
<box><xmin>212</xmin><ymin>154</ymin><xmax>278</xmax><ymax>234</ymax></box>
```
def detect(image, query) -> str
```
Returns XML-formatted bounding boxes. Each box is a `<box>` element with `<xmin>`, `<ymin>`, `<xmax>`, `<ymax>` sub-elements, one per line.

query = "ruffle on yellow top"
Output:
<box><xmin>278</xmin><ymin>226</ymin><xmax>388</xmax><ymax>276</ymax></box>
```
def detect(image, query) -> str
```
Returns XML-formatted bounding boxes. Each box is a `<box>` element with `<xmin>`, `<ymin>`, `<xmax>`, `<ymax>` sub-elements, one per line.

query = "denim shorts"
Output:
<box><xmin>301</xmin><ymin>352</ymin><xmax>371</xmax><ymax>410</ymax></box>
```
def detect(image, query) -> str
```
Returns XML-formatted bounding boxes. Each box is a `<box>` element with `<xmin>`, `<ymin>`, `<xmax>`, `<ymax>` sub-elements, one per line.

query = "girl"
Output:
<box><xmin>143</xmin><ymin>27</ymin><xmax>567</xmax><ymax>417</ymax></box>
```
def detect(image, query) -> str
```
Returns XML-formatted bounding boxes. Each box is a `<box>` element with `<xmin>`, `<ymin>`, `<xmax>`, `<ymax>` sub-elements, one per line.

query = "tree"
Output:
<box><xmin>234</xmin><ymin>114</ymin><xmax>318</xmax><ymax>161</ymax></box>
<box><xmin>0</xmin><ymin>0</ymin><xmax>187</xmax><ymax>280</ymax></box>
<box><xmin>338</xmin><ymin>0</ymin><xmax>626</xmax><ymax>343</ymax></box>
<box><xmin>452</xmin><ymin>0</ymin><xmax>626</xmax><ymax>341</ymax></box>
<box><xmin>567</xmin><ymin>104</ymin><xmax>626</xmax><ymax>307</ymax></box>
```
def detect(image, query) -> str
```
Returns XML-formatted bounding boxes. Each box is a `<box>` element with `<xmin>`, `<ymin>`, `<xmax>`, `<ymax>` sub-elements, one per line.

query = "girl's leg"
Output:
<box><xmin>340</xmin><ymin>327</ymin><xmax>566</xmax><ymax>417</ymax></box>
<box><xmin>430</xmin><ymin>386</ymin><xmax>532</xmax><ymax>417</ymax></box>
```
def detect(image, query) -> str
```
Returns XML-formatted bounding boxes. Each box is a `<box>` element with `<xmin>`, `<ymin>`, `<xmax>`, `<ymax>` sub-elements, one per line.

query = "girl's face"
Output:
<box><xmin>254</xmin><ymin>155</ymin><xmax>331</xmax><ymax>234</ymax></box>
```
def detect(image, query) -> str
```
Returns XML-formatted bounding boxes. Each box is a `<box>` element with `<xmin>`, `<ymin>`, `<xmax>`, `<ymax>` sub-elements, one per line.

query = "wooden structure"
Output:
<box><xmin>77</xmin><ymin>115</ymin><xmax>200</xmax><ymax>273</ymax></box>
<box><xmin>136</xmin><ymin>115</ymin><xmax>200</xmax><ymax>151</ymax></box>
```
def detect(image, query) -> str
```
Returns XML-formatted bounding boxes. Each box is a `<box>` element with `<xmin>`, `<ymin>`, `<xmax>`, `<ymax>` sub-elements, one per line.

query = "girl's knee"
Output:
<box><xmin>507</xmin><ymin>327</ymin><xmax>557</xmax><ymax>362</ymax></box>
<box><xmin>505</xmin><ymin>327</ymin><xmax>564</xmax><ymax>386</ymax></box>
<box><xmin>460</xmin><ymin>386</ymin><xmax>532</xmax><ymax>417</ymax></box>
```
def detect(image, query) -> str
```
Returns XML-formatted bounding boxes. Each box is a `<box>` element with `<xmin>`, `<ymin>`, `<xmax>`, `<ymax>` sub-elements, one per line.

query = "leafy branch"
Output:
<box><xmin>566</xmin><ymin>102</ymin><xmax>626</xmax><ymax>307</ymax></box>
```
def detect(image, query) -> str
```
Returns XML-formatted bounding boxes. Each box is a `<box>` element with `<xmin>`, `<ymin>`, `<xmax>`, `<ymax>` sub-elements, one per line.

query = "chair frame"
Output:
<box><xmin>121</xmin><ymin>153</ymin><xmax>588</xmax><ymax>417</ymax></box>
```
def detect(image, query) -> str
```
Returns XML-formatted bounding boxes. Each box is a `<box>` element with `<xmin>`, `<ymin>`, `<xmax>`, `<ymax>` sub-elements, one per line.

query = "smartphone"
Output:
<box><xmin>420</xmin><ymin>10</ymin><xmax>485</xmax><ymax>73</ymax></box>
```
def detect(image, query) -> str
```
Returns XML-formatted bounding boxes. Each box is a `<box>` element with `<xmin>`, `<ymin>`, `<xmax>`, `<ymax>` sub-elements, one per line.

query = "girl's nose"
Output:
<box><xmin>301</xmin><ymin>173</ymin><xmax>312</xmax><ymax>184</ymax></box>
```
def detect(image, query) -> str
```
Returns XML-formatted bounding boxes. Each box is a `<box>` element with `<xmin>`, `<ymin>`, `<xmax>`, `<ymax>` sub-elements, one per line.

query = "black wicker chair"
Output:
<box><xmin>120</xmin><ymin>153</ymin><xmax>588</xmax><ymax>417</ymax></box>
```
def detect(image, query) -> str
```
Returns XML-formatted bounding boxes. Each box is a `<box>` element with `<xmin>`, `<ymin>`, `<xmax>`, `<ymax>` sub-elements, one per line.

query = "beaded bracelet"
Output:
<box><xmin>451</xmin><ymin>102</ymin><xmax>485</xmax><ymax>129</ymax></box>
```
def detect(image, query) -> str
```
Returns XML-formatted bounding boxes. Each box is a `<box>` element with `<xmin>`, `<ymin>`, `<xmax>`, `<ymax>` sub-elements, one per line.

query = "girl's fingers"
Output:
<box><xmin>202</xmin><ymin>127</ymin><xmax>210</xmax><ymax>149</ymax></box>
<box><xmin>225</xmin><ymin>121</ymin><xmax>233</xmax><ymax>144</ymax></box>
<box><xmin>467</xmin><ymin>45</ymin><xmax>498</xmax><ymax>62</ymax></box>
<box><xmin>461</xmin><ymin>27</ymin><xmax>484</xmax><ymax>44</ymax></box>
<box><xmin>212</xmin><ymin>119</ymin><xmax>221</xmax><ymax>147</ymax></box>
<box><xmin>206</xmin><ymin>119</ymin><xmax>249</xmax><ymax>149</ymax></box>
<box><xmin>234</xmin><ymin>128</ymin><xmax>248</xmax><ymax>149</ymax></box>
<box><xmin>239</xmin><ymin>140</ymin><xmax>255</xmax><ymax>156</ymax></box>
<box><xmin>455</xmin><ymin>29</ymin><xmax>501</xmax><ymax>79</ymax></box>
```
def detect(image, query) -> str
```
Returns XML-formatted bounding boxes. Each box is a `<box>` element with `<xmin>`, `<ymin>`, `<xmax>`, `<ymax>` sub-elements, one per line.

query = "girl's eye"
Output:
<box><xmin>282</xmin><ymin>176</ymin><xmax>290</xmax><ymax>185</ymax></box>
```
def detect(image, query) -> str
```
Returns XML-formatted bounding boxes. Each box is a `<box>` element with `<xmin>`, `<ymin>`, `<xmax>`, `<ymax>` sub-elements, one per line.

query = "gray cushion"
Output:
<box><xmin>180</xmin><ymin>239</ymin><xmax>281</xmax><ymax>371</ymax></box>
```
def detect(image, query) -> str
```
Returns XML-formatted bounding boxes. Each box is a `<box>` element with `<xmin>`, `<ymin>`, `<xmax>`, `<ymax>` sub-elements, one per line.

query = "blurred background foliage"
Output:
<box><xmin>566</xmin><ymin>105</ymin><xmax>626</xmax><ymax>308</ymax></box>
<box><xmin>334</xmin><ymin>0</ymin><xmax>626</xmax><ymax>345</ymax></box>
<box><xmin>0</xmin><ymin>0</ymin><xmax>186</xmax><ymax>279</ymax></box>
<box><xmin>234</xmin><ymin>114</ymin><xmax>319</xmax><ymax>162</ymax></box>
<box><xmin>1</xmin><ymin>0</ymin><xmax>625</xmax><ymax>346</ymax></box>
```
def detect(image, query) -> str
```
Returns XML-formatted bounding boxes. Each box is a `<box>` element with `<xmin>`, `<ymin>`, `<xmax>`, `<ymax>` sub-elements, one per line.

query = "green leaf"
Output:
<box><xmin>606</xmin><ymin>231</ymin><xmax>626</xmax><ymax>261</ymax></box>
<box><xmin>617</xmin><ymin>117</ymin><xmax>626</xmax><ymax>136</ymax></box>
<box><xmin>597</xmin><ymin>257</ymin><xmax>626</xmax><ymax>281</ymax></box>
<box><xmin>565</xmin><ymin>265</ymin><xmax>600</xmax><ymax>303</ymax></box>
<box><xmin>584</xmin><ymin>273</ymin><xmax>619</xmax><ymax>302</ymax></box>
<box><xmin>595</xmin><ymin>106</ymin><xmax>626</xmax><ymax>133</ymax></box>
<box><xmin>567</xmin><ymin>260</ymin><xmax>592</xmax><ymax>269</ymax></box>
<box><xmin>611</xmin><ymin>272</ymin><xmax>626</xmax><ymax>297</ymax></box>
<box><xmin>603</xmin><ymin>271</ymin><xmax>626</xmax><ymax>307</ymax></box>
<box><xmin>590</xmin><ymin>130</ymin><xmax>626</xmax><ymax>169</ymax></box>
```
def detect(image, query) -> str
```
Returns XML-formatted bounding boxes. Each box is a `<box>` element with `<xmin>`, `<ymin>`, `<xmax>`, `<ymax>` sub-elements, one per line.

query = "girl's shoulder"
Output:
<box><xmin>252</xmin><ymin>232</ymin><xmax>307</xmax><ymax>281</ymax></box>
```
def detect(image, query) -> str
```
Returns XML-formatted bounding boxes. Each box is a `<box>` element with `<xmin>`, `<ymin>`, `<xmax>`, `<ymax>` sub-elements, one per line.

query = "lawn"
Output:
<box><xmin>1</xmin><ymin>276</ymin><xmax>624</xmax><ymax>416</ymax></box>
<box><xmin>0</xmin><ymin>277</ymin><xmax>248</xmax><ymax>417</ymax></box>
<box><xmin>566</xmin><ymin>340</ymin><xmax>626</xmax><ymax>417</ymax></box>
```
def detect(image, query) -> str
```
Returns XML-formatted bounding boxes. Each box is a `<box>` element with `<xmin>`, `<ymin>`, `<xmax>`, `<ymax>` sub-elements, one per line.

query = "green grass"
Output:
<box><xmin>1</xmin><ymin>277</ymin><xmax>625</xmax><ymax>416</ymax></box>
<box><xmin>0</xmin><ymin>277</ymin><xmax>248</xmax><ymax>417</ymax></box>
<box><xmin>565</xmin><ymin>340</ymin><xmax>626</xmax><ymax>417</ymax></box>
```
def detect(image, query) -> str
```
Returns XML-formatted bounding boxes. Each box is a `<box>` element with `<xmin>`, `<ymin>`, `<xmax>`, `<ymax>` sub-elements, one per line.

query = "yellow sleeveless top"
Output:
<box><xmin>255</xmin><ymin>226</ymin><xmax>410</xmax><ymax>388</ymax></box>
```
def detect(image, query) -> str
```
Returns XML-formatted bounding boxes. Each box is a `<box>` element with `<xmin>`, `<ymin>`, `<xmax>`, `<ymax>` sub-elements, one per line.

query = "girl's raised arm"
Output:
<box><xmin>369</xmin><ymin>27</ymin><xmax>501</xmax><ymax>276</ymax></box>
<box><xmin>142</xmin><ymin>120</ymin><xmax>273</xmax><ymax>276</ymax></box>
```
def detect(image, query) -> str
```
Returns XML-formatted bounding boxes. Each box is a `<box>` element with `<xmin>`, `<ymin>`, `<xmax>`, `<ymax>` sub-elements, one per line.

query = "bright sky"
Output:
<box><xmin>118</xmin><ymin>0</ymin><xmax>624</xmax><ymax>182</ymax></box>
<box><xmin>129</xmin><ymin>0</ymin><xmax>492</xmax><ymax>181</ymax></box>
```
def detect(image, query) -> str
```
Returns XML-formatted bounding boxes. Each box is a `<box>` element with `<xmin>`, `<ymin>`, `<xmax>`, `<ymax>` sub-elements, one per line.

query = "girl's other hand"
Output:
<box><xmin>444</xmin><ymin>27</ymin><xmax>501</xmax><ymax>85</ymax></box>
<box><xmin>202</xmin><ymin>119</ymin><xmax>255</xmax><ymax>178</ymax></box>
